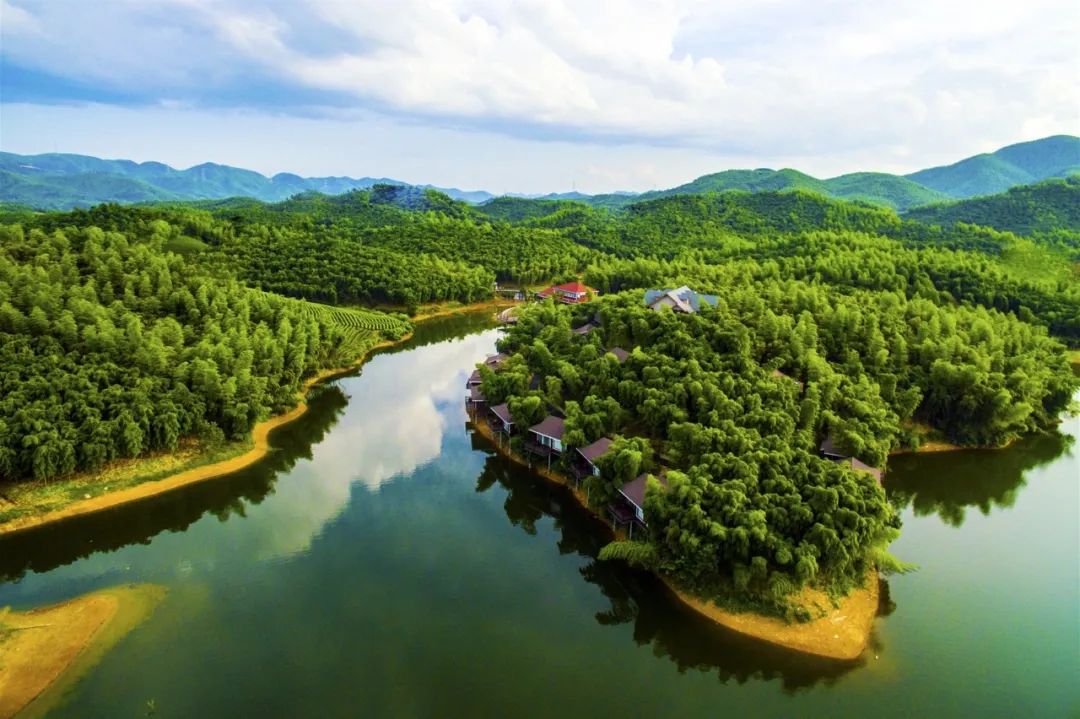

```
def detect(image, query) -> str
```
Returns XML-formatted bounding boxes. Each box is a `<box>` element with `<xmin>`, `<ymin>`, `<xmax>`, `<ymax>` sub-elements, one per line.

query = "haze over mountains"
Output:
<box><xmin>1</xmin><ymin>135</ymin><xmax>1077</xmax><ymax>212</ymax></box>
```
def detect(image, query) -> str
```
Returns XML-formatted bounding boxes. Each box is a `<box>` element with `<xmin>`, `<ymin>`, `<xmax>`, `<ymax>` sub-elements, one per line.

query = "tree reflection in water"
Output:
<box><xmin>468</xmin><ymin>431</ymin><xmax>867</xmax><ymax>693</ymax></box>
<box><xmin>886</xmin><ymin>430</ymin><xmax>1072</xmax><ymax>527</ymax></box>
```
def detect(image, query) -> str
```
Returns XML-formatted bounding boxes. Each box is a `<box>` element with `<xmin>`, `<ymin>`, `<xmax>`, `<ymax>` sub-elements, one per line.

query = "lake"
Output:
<box><xmin>1</xmin><ymin>312</ymin><xmax>1077</xmax><ymax>718</ymax></box>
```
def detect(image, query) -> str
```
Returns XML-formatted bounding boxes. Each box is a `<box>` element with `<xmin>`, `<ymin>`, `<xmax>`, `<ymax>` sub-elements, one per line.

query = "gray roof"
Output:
<box><xmin>819</xmin><ymin>433</ymin><xmax>846</xmax><ymax>458</ymax></box>
<box><xmin>490</xmin><ymin>403</ymin><xmax>513</xmax><ymax>424</ymax></box>
<box><xmin>485</xmin><ymin>353</ymin><xmax>508</xmax><ymax>367</ymax></box>
<box><xmin>643</xmin><ymin>286</ymin><xmax>719</xmax><ymax>313</ymax></box>
<box><xmin>577</xmin><ymin>437</ymin><xmax>614</xmax><ymax>465</ymax></box>
<box><xmin>467</xmin><ymin>369</ymin><xmax>482</xmax><ymax>386</ymax></box>
<box><xmin>848</xmin><ymin>457</ymin><xmax>884</xmax><ymax>484</ymax></box>
<box><xmin>572</xmin><ymin>323</ymin><xmax>597</xmax><ymax>336</ymax></box>
<box><xmin>468</xmin><ymin>386</ymin><xmax>486</xmax><ymax>402</ymax></box>
<box><xmin>529</xmin><ymin>415</ymin><xmax>565</xmax><ymax>440</ymax></box>
<box><xmin>608</xmin><ymin>347</ymin><xmax>630</xmax><ymax>363</ymax></box>
<box><xmin>620</xmin><ymin>472</ymin><xmax>668</xmax><ymax>510</ymax></box>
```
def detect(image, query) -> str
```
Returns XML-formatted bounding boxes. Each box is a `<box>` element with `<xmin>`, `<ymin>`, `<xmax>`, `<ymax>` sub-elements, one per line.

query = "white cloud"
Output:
<box><xmin>1</xmin><ymin>0</ymin><xmax>1077</xmax><ymax>184</ymax></box>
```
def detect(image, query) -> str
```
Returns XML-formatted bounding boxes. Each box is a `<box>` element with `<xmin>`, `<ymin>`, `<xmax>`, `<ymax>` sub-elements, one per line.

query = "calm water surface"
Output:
<box><xmin>1</xmin><ymin>313</ymin><xmax>1077</xmax><ymax>718</ymax></box>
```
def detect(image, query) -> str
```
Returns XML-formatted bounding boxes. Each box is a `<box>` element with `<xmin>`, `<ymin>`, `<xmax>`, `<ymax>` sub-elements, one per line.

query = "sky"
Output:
<box><xmin>1</xmin><ymin>0</ymin><xmax>1078</xmax><ymax>194</ymax></box>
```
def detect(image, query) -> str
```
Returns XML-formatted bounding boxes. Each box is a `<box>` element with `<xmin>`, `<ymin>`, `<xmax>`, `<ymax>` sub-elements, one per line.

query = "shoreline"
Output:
<box><xmin>0</xmin><ymin>297</ymin><xmax>513</xmax><ymax>537</ymax></box>
<box><xmin>469</xmin><ymin>415</ymin><xmax>878</xmax><ymax>661</ymax></box>
<box><xmin>0</xmin><ymin>334</ymin><xmax>408</xmax><ymax>538</ymax></box>
<box><xmin>0</xmin><ymin>584</ymin><xmax>167</xmax><ymax>719</ymax></box>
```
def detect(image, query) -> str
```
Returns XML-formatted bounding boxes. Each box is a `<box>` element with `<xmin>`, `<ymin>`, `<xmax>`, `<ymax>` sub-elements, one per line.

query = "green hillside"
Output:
<box><xmin>905</xmin><ymin>135</ymin><xmax>1080</xmax><ymax>197</ymax></box>
<box><xmin>903</xmin><ymin>176</ymin><xmax>1080</xmax><ymax>239</ymax></box>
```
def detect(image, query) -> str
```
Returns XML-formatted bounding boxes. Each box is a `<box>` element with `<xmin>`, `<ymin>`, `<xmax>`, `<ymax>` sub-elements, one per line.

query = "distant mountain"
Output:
<box><xmin>902</xmin><ymin>176</ymin><xmax>1080</xmax><ymax>236</ymax></box>
<box><xmin>0</xmin><ymin>152</ymin><xmax>493</xmax><ymax>209</ymax></box>
<box><xmin>905</xmin><ymin>135</ymin><xmax>1080</xmax><ymax>198</ymax></box>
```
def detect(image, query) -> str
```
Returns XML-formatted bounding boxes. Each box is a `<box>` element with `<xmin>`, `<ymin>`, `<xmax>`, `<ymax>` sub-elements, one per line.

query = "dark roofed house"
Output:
<box><xmin>643</xmin><ymin>286</ymin><xmax>719</xmax><ymax>314</ymax></box>
<box><xmin>572</xmin><ymin>322</ymin><xmax>597</xmax><ymax>336</ymax></box>
<box><xmin>772</xmin><ymin>368</ymin><xmax>805</xmax><ymax>392</ymax></box>
<box><xmin>576</xmin><ymin>437</ymin><xmax>614</xmax><ymax>477</ymax></box>
<box><xmin>819</xmin><ymin>433</ymin><xmax>848</xmax><ymax>460</ymax></box>
<box><xmin>619</xmin><ymin>472</ymin><xmax>668</xmax><ymax>523</ymax></box>
<box><xmin>528</xmin><ymin>415</ymin><xmax>565</xmax><ymax>455</ymax></box>
<box><xmin>466</xmin><ymin>369</ymin><xmax>482</xmax><ymax>388</ymax></box>
<box><xmin>846</xmin><ymin>457</ymin><xmax>884</xmax><ymax>485</ymax></box>
<box><xmin>489</xmin><ymin>403</ymin><xmax>514</xmax><ymax>434</ymax></box>
<box><xmin>466</xmin><ymin>385</ymin><xmax>487</xmax><ymax>408</ymax></box>
<box><xmin>608</xmin><ymin>347</ymin><xmax>630</xmax><ymax>364</ymax></box>
<box><xmin>484</xmin><ymin>353</ymin><xmax>508</xmax><ymax>368</ymax></box>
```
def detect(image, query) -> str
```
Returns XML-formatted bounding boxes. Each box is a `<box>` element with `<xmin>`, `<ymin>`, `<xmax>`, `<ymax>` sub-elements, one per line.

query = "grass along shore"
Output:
<box><xmin>469</xmin><ymin>415</ymin><xmax>879</xmax><ymax>661</ymax></box>
<box><xmin>0</xmin><ymin>332</ymin><xmax>407</xmax><ymax>537</ymax></box>
<box><xmin>0</xmin><ymin>584</ymin><xmax>167</xmax><ymax>719</ymax></box>
<box><xmin>0</xmin><ymin>297</ymin><xmax>519</xmax><ymax>536</ymax></box>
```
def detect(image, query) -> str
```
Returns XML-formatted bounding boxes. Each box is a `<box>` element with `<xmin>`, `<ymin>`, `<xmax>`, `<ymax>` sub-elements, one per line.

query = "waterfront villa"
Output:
<box><xmin>644</xmin><ymin>286</ymin><xmax>719</xmax><ymax>314</ymax></box>
<box><xmin>536</xmin><ymin>281</ymin><xmax>594</xmax><ymax>304</ymax></box>
<box><xmin>466</xmin><ymin>385</ymin><xmax>487</xmax><ymax>409</ymax></box>
<box><xmin>527</xmin><ymin>416</ymin><xmax>565</xmax><ymax>456</ymax></box>
<box><xmin>820</xmin><ymin>433</ymin><xmax>884</xmax><ymax>484</ymax></box>
<box><xmin>489</xmin><ymin>403</ymin><xmax>514</xmax><ymax>435</ymax></box>
<box><xmin>466</xmin><ymin>369</ymin><xmax>482</xmax><ymax>388</ymax></box>
<box><xmin>574</xmin><ymin>437</ymin><xmax>613</xmax><ymax>479</ymax></box>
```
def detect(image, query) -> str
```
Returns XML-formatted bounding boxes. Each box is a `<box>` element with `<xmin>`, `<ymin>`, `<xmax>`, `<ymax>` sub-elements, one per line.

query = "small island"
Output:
<box><xmin>469</xmin><ymin>285</ymin><xmax>1076</xmax><ymax>658</ymax></box>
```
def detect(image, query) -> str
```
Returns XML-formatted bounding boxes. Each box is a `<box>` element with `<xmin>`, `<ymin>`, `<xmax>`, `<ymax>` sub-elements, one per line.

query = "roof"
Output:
<box><xmin>819</xmin><ymin>433</ymin><xmax>846</xmax><ymax>458</ymax></box>
<box><xmin>467</xmin><ymin>369</ymin><xmax>482</xmax><ymax>386</ymax></box>
<box><xmin>553</xmin><ymin>281</ymin><xmax>591</xmax><ymax>294</ymax></box>
<box><xmin>608</xmin><ymin>347</ymin><xmax>630</xmax><ymax>363</ymax></box>
<box><xmin>772</xmin><ymin>368</ymin><xmax>805</xmax><ymax>390</ymax></box>
<box><xmin>529</xmin><ymin>415</ymin><xmax>565</xmax><ymax>440</ymax></box>
<box><xmin>536</xmin><ymin>287</ymin><xmax>555</xmax><ymax>298</ymax></box>
<box><xmin>643</xmin><ymin>286</ymin><xmax>719</xmax><ymax>313</ymax></box>
<box><xmin>468</xmin><ymin>386</ymin><xmax>486</xmax><ymax>402</ymax></box>
<box><xmin>490</xmin><ymin>403</ymin><xmax>513</xmax><ymax>424</ymax></box>
<box><xmin>572</xmin><ymin>323</ymin><xmax>597</xmax><ymax>336</ymax></box>
<box><xmin>577</xmin><ymin>437</ymin><xmax>613</xmax><ymax>464</ymax></box>
<box><xmin>485</xmin><ymin>353</ymin><xmax>508</xmax><ymax>367</ymax></box>
<box><xmin>620</xmin><ymin>472</ymin><xmax>668</xmax><ymax>510</ymax></box>
<box><xmin>848</xmin><ymin>457</ymin><xmax>884</xmax><ymax>484</ymax></box>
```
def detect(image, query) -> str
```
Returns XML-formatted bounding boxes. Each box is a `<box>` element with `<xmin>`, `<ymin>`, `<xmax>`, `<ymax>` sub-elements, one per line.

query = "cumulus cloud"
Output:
<box><xmin>1</xmin><ymin>0</ymin><xmax>1077</xmax><ymax>165</ymax></box>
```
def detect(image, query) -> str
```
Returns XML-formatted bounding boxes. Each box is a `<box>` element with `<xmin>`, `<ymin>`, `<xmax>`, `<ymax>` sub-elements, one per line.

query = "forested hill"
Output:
<box><xmin>4</xmin><ymin>136</ymin><xmax>1076</xmax><ymax>212</ymax></box>
<box><xmin>902</xmin><ymin>176</ymin><xmax>1080</xmax><ymax>242</ymax></box>
<box><xmin>0</xmin><ymin>151</ymin><xmax>494</xmax><ymax>210</ymax></box>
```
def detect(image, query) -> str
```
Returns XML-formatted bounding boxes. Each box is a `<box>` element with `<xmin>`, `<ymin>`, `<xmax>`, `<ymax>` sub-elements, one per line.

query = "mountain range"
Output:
<box><xmin>1</xmin><ymin>135</ymin><xmax>1076</xmax><ymax>212</ymax></box>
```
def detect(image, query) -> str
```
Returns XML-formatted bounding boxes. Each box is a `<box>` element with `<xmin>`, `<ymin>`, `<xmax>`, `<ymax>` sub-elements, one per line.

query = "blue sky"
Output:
<box><xmin>2</xmin><ymin>0</ymin><xmax>1077</xmax><ymax>194</ymax></box>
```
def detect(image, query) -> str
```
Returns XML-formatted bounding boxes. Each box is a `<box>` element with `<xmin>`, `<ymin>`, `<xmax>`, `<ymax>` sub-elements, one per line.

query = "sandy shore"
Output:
<box><xmin>0</xmin><ymin>584</ymin><xmax>167</xmax><ymax>719</ymax></box>
<box><xmin>0</xmin><ymin>335</ymin><xmax>408</xmax><ymax>538</ymax></box>
<box><xmin>469</xmin><ymin>416</ymin><xmax>878</xmax><ymax>661</ymax></box>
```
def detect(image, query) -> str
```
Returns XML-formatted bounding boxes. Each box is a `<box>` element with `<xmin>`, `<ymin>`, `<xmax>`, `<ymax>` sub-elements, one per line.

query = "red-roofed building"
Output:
<box><xmin>535</xmin><ymin>281</ymin><xmax>594</xmax><ymax>304</ymax></box>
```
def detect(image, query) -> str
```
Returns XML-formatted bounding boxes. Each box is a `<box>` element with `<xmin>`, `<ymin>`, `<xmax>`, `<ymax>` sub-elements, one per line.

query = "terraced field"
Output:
<box><xmin>251</xmin><ymin>289</ymin><xmax>412</xmax><ymax>359</ymax></box>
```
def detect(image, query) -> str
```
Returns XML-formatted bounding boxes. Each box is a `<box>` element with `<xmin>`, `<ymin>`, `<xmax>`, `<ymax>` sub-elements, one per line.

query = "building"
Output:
<box><xmin>528</xmin><ymin>416</ymin><xmax>565</xmax><ymax>455</ymax></box>
<box><xmin>466</xmin><ymin>369</ymin><xmax>482</xmax><ymax>388</ymax></box>
<box><xmin>484</xmin><ymin>353</ymin><xmax>508</xmax><ymax>368</ymax></box>
<box><xmin>820</xmin><ymin>433</ymin><xmax>884</xmax><ymax>484</ymax></box>
<box><xmin>466</xmin><ymin>385</ymin><xmax>487</xmax><ymax>409</ymax></box>
<box><xmin>572</xmin><ymin>322</ymin><xmax>598</xmax><ymax>336</ymax></box>
<box><xmin>489</xmin><ymin>403</ymin><xmax>514</xmax><ymax>435</ymax></box>
<box><xmin>575</xmin><ymin>437</ymin><xmax>613</xmax><ymax>477</ymax></box>
<box><xmin>772</xmin><ymin>368</ymin><xmax>805</xmax><ymax>392</ymax></box>
<box><xmin>618</xmin><ymin>472</ymin><xmax>668</xmax><ymax>523</ymax></box>
<box><xmin>643</xmin><ymin>286</ymin><xmax>719</xmax><ymax>314</ymax></box>
<box><xmin>607</xmin><ymin>347</ymin><xmax>630</xmax><ymax>364</ymax></box>
<box><xmin>536</xmin><ymin>281</ymin><xmax>593</xmax><ymax>304</ymax></box>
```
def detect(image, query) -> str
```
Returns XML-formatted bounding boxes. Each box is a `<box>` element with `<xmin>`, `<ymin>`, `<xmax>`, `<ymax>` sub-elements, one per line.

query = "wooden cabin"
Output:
<box><xmin>618</xmin><ymin>472</ymin><xmax>668</xmax><ymax>523</ymax></box>
<box><xmin>528</xmin><ymin>416</ymin><xmax>565</xmax><ymax>455</ymax></box>
<box><xmin>575</xmin><ymin>437</ymin><xmax>613</xmax><ymax>478</ymax></box>
<box><xmin>466</xmin><ymin>369</ymin><xmax>482</xmax><ymax>388</ymax></box>
<box><xmin>572</xmin><ymin>322</ymin><xmax>598</xmax><ymax>336</ymax></box>
<box><xmin>466</xmin><ymin>385</ymin><xmax>487</xmax><ymax>409</ymax></box>
<box><xmin>489</xmin><ymin>403</ymin><xmax>514</xmax><ymax>435</ymax></box>
<box><xmin>772</xmin><ymin>368</ymin><xmax>805</xmax><ymax>392</ymax></box>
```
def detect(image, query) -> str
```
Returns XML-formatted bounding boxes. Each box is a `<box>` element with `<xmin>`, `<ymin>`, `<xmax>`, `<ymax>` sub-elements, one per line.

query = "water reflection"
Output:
<box><xmin>886</xmin><ymin>430</ymin><xmax>1073</xmax><ymax>527</ymax></box>
<box><xmin>0</xmin><ymin>312</ymin><xmax>502</xmax><ymax>581</ymax></box>
<box><xmin>469</xmin><ymin>431</ymin><xmax>865</xmax><ymax>692</ymax></box>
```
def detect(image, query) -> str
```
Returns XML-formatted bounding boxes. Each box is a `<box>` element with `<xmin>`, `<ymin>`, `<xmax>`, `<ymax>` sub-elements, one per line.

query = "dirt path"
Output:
<box><xmin>0</xmin><ymin>584</ymin><xmax>166</xmax><ymax>719</ymax></box>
